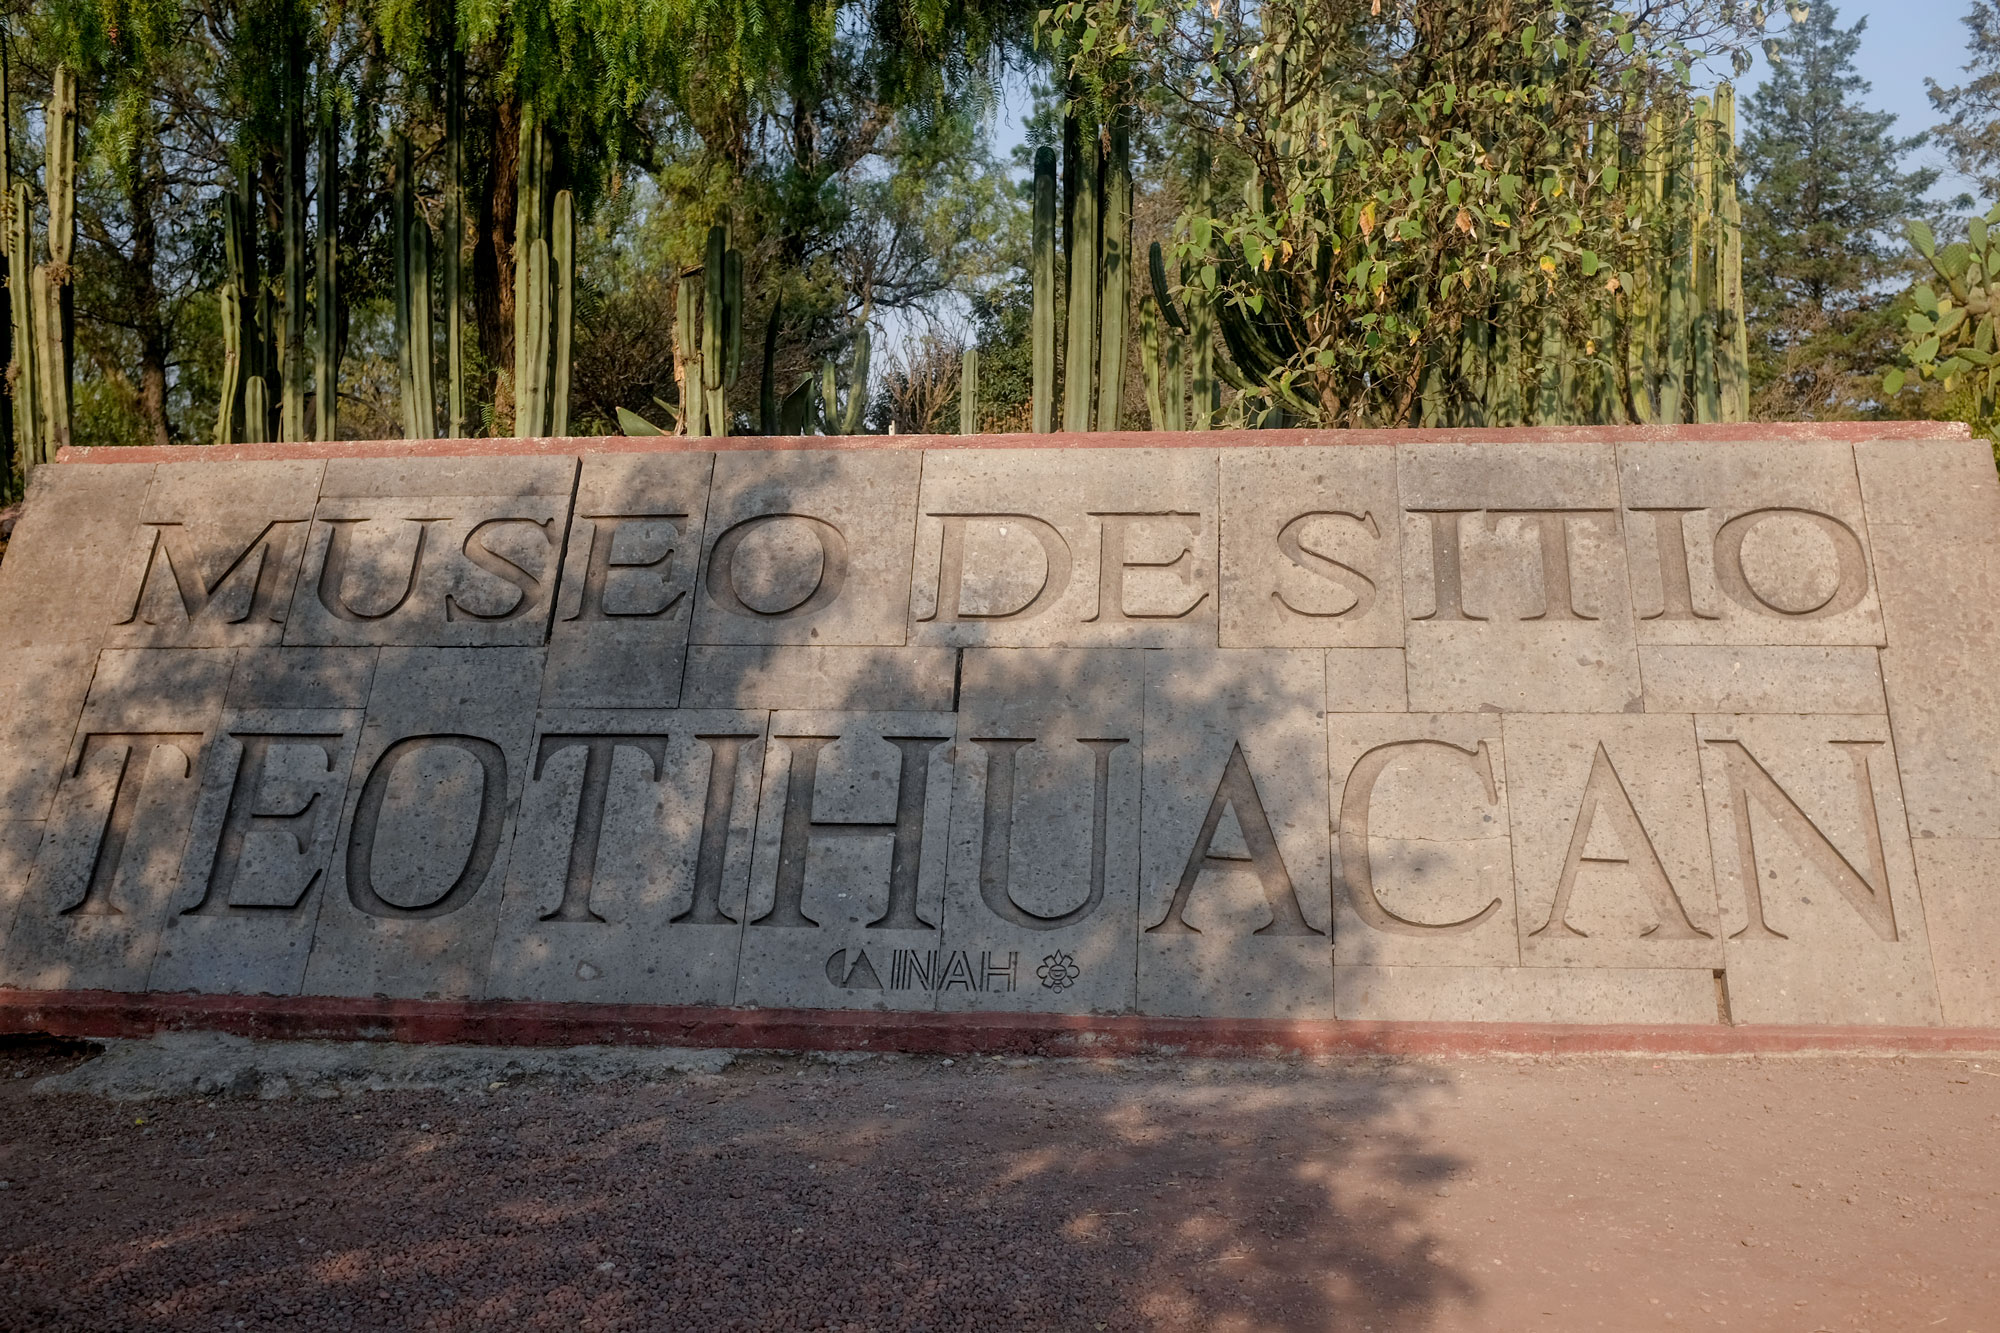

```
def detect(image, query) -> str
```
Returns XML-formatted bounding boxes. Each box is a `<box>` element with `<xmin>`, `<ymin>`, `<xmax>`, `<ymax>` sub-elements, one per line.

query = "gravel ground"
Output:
<box><xmin>2</xmin><ymin>1033</ymin><xmax>1997</xmax><ymax>1332</ymax></box>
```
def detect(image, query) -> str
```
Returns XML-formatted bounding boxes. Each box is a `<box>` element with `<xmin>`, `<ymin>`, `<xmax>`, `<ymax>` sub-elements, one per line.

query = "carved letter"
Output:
<box><xmin>1083</xmin><ymin>512</ymin><xmax>1207</xmax><ymax>623</ymax></box>
<box><xmin>565</xmin><ymin>514</ymin><xmax>688</xmax><ymax>621</ymax></box>
<box><xmin>704</xmin><ymin>513</ymin><xmax>849</xmax><ymax>619</ymax></box>
<box><xmin>1271</xmin><ymin>511</ymin><xmax>1379</xmax><ymax>619</ymax></box>
<box><xmin>345</xmin><ymin>735</ymin><xmax>508</xmax><ymax>918</ymax></box>
<box><xmin>1338</xmin><ymin>739</ymin><xmax>1503</xmax><ymax>935</ymax></box>
<box><xmin>973</xmin><ymin>736</ymin><xmax>1126</xmax><ymax>930</ymax></box>
<box><xmin>1711</xmin><ymin>508</ymin><xmax>1870</xmax><ymax>619</ymax></box>
<box><xmin>756</xmin><ymin>733</ymin><xmax>950</xmax><ymax>930</ymax></box>
<box><xmin>1409</xmin><ymin>510</ymin><xmax>1485</xmax><ymax>622</ymax></box>
<box><xmin>1705</xmin><ymin>738</ymin><xmax>1897</xmax><ymax>941</ymax></box>
<box><xmin>120</xmin><ymin>521</ymin><xmax>306</xmax><ymax>629</ymax></box>
<box><xmin>186</xmin><ymin>733</ymin><xmax>342</xmax><ymax>914</ymax></box>
<box><xmin>1486</xmin><ymin>509</ymin><xmax>1614</xmax><ymax>621</ymax></box>
<box><xmin>1631</xmin><ymin>508</ymin><xmax>1719</xmax><ymax>621</ymax></box>
<box><xmin>1148</xmin><ymin>743</ymin><xmax>1323</xmax><ymax>937</ymax></box>
<box><xmin>918</xmin><ymin>514</ymin><xmax>1072</xmax><ymax>622</ymax></box>
<box><xmin>532</xmin><ymin>733</ymin><xmax>671</xmax><ymax>923</ymax></box>
<box><xmin>60</xmin><ymin>734</ymin><xmax>201</xmax><ymax>917</ymax></box>
<box><xmin>317</xmin><ymin>518</ymin><xmax>435</xmax><ymax>622</ymax></box>
<box><xmin>1532</xmin><ymin>742</ymin><xmax>1707</xmax><ymax>940</ymax></box>
<box><xmin>673</xmin><ymin>733</ymin><xmax>761</xmax><ymax>925</ymax></box>
<box><xmin>447</xmin><ymin>517</ymin><xmax>555</xmax><ymax>622</ymax></box>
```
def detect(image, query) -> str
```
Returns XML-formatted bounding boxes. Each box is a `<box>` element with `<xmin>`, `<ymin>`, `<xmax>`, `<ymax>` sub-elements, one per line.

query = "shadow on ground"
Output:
<box><xmin>0</xmin><ymin>1048</ymin><xmax>1473</xmax><ymax>1332</ymax></box>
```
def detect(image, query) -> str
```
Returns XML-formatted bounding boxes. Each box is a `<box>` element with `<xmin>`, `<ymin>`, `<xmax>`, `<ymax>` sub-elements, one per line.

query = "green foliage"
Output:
<box><xmin>1926</xmin><ymin>0</ymin><xmax>2000</xmax><ymax>206</ymax></box>
<box><xmin>1048</xmin><ymin>0</ymin><xmax>1760</xmax><ymax>426</ymax></box>
<box><xmin>1887</xmin><ymin>204</ymin><xmax>2000</xmax><ymax>424</ymax></box>
<box><xmin>1742</xmin><ymin>1</ymin><xmax>1938</xmax><ymax>421</ymax></box>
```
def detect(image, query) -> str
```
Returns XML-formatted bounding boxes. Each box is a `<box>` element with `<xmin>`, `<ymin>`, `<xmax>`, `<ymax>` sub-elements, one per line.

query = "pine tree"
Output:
<box><xmin>1740</xmin><ymin>3</ymin><xmax>1937</xmax><ymax>419</ymax></box>
<box><xmin>1928</xmin><ymin>1</ymin><xmax>2000</xmax><ymax>205</ymax></box>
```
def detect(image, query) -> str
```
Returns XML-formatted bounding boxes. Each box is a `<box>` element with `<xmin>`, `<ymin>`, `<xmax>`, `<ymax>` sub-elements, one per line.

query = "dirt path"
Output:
<box><xmin>1</xmin><ymin>1035</ymin><xmax>1996</xmax><ymax>1331</ymax></box>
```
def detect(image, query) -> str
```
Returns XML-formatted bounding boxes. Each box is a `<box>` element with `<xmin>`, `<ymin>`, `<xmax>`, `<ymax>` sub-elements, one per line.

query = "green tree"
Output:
<box><xmin>1927</xmin><ymin>0</ymin><xmax>2000</xmax><ymax>205</ymax></box>
<box><xmin>1052</xmin><ymin>0</ymin><xmax>1758</xmax><ymax>427</ymax></box>
<box><xmin>1739</xmin><ymin>2</ymin><xmax>1936</xmax><ymax>419</ymax></box>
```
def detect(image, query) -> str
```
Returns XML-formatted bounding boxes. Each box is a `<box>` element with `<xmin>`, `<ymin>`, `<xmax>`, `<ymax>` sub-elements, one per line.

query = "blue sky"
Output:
<box><xmin>1735</xmin><ymin>0</ymin><xmax>1986</xmax><ymax>201</ymax></box>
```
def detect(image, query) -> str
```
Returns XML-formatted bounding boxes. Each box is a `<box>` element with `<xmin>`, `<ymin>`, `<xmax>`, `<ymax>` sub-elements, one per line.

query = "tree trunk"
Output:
<box><xmin>128</xmin><ymin>111</ymin><xmax>171</xmax><ymax>446</ymax></box>
<box><xmin>474</xmin><ymin>93</ymin><xmax>521</xmax><ymax>424</ymax></box>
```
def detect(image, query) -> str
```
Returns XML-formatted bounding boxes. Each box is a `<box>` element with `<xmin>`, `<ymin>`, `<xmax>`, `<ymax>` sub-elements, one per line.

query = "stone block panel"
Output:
<box><xmin>1619</xmin><ymin>441</ymin><xmax>1886</xmax><ymax>646</ymax></box>
<box><xmin>285</xmin><ymin>457</ymin><xmax>577</xmax><ymax>648</ymax></box>
<box><xmin>1856</xmin><ymin>438</ymin><xmax>2000</xmax><ymax>841</ymax></box>
<box><xmin>940</xmin><ymin>649</ymin><xmax>1144</xmax><ymax>1015</ymax></box>
<box><xmin>489</xmin><ymin>709</ymin><xmax>767</xmax><ymax>1005</ymax></box>
<box><xmin>0</xmin><ymin>645</ymin><xmax>100</xmax><ymax>823</ymax></box>
<box><xmin>1220</xmin><ymin>445</ymin><xmax>1403</xmax><ymax>647</ymax></box>
<box><xmin>910</xmin><ymin>449</ymin><xmax>1218</xmax><ymax>648</ymax></box>
<box><xmin>1327</xmin><ymin>712</ymin><xmax>1518</xmax><ymax>969</ymax></box>
<box><xmin>109</xmin><ymin>460</ymin><xmax>325</xmax><ymax>648</ymax></box>
<box><xmin>1140</xmin><ymin>650</ymin><xmax>1334</xmax><ymax>1018</ymax></box>
<box><xmin>0</xmin><ymin>464</ymin><xmax>154</xmax><ymax>645</ymax></box>
<box><xmin>543</xmin><ymin>452</ymin><xmax>713</xmax><ymax>708</ymax></box>
<box><xmin>1638</xmin><ymin>645</ymin><xmax>1884</xmax><ymax>714</ymax></box>
<box><xmin>1910</xmin><ymin>837</ymin><xmax>2000</xmax><ymax>1028</ymax></box>
<box><xmin>1400</xmin><ymin>442</ymin><xmax>1643</xmax><ymax>713</ymax></box>
<box><xmin>735</xmin><ymin>711</ymin><xmax>958</xmax><ymax>1010</ymax></box>
<box><xmin>1</xmin><ymin>649</ymin><xmax>234</xmax><ymax>992</ymax></box>
<box><xmin>301</xmin><ymin>647</ymin><xmax>543</xmax><ymax>999</ymax></box>
<box><xmin>0</xmin><ymin>821</ymin><xmax>46</xmax><ymax>958</ymax></box>
<box><xmin>692</xmin><ymin>451</ymin><xmax>919</xmax><ymax>647</ymax></box>
<box><xmin>1696</xmin><ymin>712</ymin><xmax>1940</xmax><ymax>1026</ymax></box>
<box><xmin>1333</xmin><ymin>965</ymin><xmax>1719</xmax><ymax>1023</ymax></box>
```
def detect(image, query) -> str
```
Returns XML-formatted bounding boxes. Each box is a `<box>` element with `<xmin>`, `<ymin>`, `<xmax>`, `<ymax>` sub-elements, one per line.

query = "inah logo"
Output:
<box><xmin>825</xmin><ymin>949</ymin><xmax>1019</xmax><ymax>992</ymax></box>
<box><xmin>1037</xmin><ymin>951</ymin><xmax>1081</xmax><ymax>992</ymax></box>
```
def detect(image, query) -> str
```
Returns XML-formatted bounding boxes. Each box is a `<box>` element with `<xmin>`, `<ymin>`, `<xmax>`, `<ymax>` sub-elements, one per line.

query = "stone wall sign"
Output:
<box><xmin>2</xmin><ymin>426</ymin><xmax>1996</xmax><ymax>1029</ymax></box>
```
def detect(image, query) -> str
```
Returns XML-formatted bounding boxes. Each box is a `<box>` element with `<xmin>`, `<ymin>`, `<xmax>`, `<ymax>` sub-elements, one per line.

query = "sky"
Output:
<box><xmin>1734</xmin><ymin>0</ymin><xmax>1986</xmax><ymax>201</ymax></box>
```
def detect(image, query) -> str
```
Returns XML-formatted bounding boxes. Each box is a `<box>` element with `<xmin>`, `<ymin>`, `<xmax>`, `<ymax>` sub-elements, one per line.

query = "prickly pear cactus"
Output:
<box><xmin>1889</xmin><ymin>210</ymin><xmax>2000</xmax><ymax>427</ymax></box>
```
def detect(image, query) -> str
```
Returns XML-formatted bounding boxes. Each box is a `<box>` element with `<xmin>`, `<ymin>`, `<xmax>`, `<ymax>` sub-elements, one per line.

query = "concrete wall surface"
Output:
<box><xmin>2</xmin><ymin>425</ymin><xmax>1995</xmax><ymax>1027</ymax></box>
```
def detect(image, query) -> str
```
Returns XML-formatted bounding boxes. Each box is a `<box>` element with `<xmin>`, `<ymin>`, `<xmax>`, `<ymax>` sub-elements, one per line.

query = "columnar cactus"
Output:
<box><xmin>820</xmin><ymin>314</ymin><xmax>870</xmax><ymax>437</ymax></box>
<box><xmin>281</xmin><ymin>43</ymin><xmax>306</xmax><ymax>443</ymax></box>
<box><xmin>676</xmin><ymin>270</ymin><xmax>704</xmax><ymax>437</ymax></box>
<box><xmin>38</xmin><ymin>63</ymin><xmax>76</xmax><ymax>459</ymax></box>
<box><xmin>551</xmin><ymin>188</ymin><xmax>574</xmax><ymax>438</ymax></box>
<box><xmin>959</xmin><ymin>345</ymin><xmax>978</xmax><ymax>435</ymax></box>
<box><xmin>444</xmin><ymin>49</ymin><xmax>466</xmax><ymax>439</ymax></box>
<box><xmin>8</xmin><ymin>182</ymin><xmax>39</xmax><ymax>470</ymax></box>
<box><xmin>512</xmin><ymin>108</ymin><xmax>549</xmax><ymax>437</ymax></box>
<box><xmin>1062</xmin><ymin>106</ymin><xmax>1099</xmax><ymax>433</ymax></box>
<box><xmin>1095</xmin><ymin>116</ymin><xmax>1131</xmax><ymax>431</ymax></box>
<box><xmin>1030</xmin><ymin>145</ymin><xmax>1056</xmax><ymax>433</ymax></box>
<box><xmin>215</xmin><ymin>189</ymin><xmax>245</xmax><ymax>445</ymax></box>
<box><xmin>696</xmin><ymin>221</ymin><xmax>743</xmax><ymax>435</ymax></box>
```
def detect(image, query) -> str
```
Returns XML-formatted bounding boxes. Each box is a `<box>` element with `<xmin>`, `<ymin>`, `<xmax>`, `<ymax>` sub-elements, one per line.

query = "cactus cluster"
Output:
<box><xmin>1140</xmin><ymin>153</ymin><xmax>1219</xmax><ymax>432</ymax></box>
<box><xmin>1026</xmin><ymin>98</ymin><xmax>1135</xmax><ymax>434</ymax></box>
<box><xmin>819</xmin><ymin>305</ymin><xmax>869</xmax><ymax>437</ymax></box>
<box><xmin>1888</xmin><ymin>206</ymin><xmax>2000</xmax><ymax>426</ymax></box>
<box><xmin>1145</xmin><ymin>89</ymin><xmax>1748</xmax><ymax>429</ymax></box>
<box><xmin>673</xmin><ymin>220</ymin><xmax>746</xmax><ymax>438</ymax></box>
<box><xmin>1435</xmin><ymin>91</ymin><xmax>1749</xmax><ymax>427</ymax></box>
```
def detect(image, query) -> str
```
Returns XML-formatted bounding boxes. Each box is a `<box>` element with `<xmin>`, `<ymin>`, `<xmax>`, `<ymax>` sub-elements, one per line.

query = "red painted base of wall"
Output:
<box><xmin>4</xmin><ymin>989</ymin><xmax>1998</xmax><ymax>1059</ymax></box>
